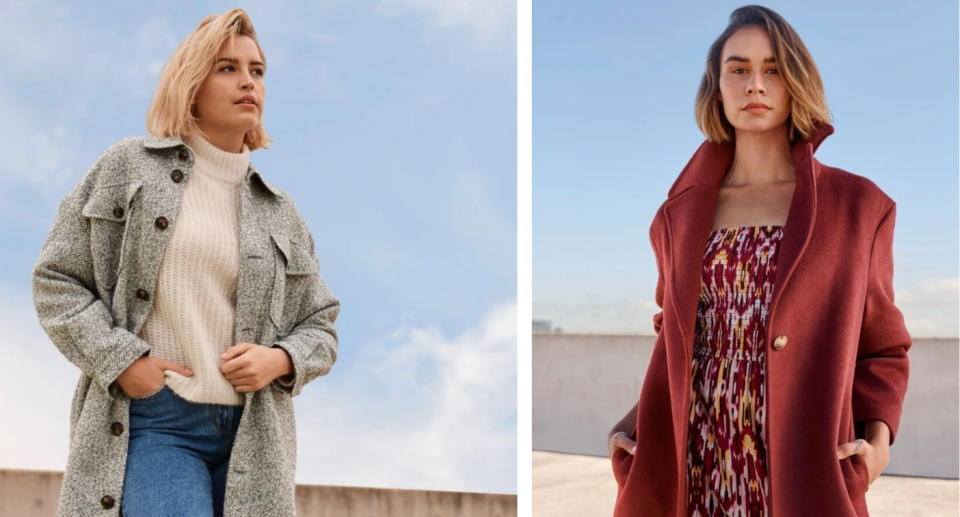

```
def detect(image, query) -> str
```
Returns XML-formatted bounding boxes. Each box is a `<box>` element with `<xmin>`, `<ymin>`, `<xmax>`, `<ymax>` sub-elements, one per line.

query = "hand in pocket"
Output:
<box><xmin>117</xmin><ymin>356</ymin><xmax>193</xmax><ymax>398</ymax></box>
<box><xmin>837</xmin><ymin>438</ymin><xmax>889</xmax><ymax>489</ymax></box>
<box><xmin>608</xmin><ymin>430</ymin><xmax>637</xmax><ymax>459</ymax></box>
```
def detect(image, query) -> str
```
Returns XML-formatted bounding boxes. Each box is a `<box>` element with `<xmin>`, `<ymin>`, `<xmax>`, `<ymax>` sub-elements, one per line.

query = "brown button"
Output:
<box><xmin>110</xmin><ymin>422</ymin><xmax>124</xmax><ymax>436</ymax></box>
<box><xmin>112</xmin><ymin>206</ymin><xmax>124</xmax><ymax>219</ymax></box>
<box><xmin>136</xmin><ymin>288</ymin><xmax>149</xmax><ymax>301</ymax></box>
<box><xmin>101</xmin><ymin>495</ymin><xmax>115</xmax><ymax>509</ymax></box>
<box><xmin>171</xmin><ymin>169</ymin><xmax>184</xmax><ymax>183</ymax></box>
<box><xmin>178</xmin><ymin>148</ymin><xmax>189</xmax><ymax>160</ymax></box>
<box><xmin>155</xmin><ymin>216</ymin><xmax>169</xmax><ymax>230</ymax></box>
<box><xmin>773</xmin><ymin>335</ymin><xmax>788</xmax><ymax>351</ymax></box>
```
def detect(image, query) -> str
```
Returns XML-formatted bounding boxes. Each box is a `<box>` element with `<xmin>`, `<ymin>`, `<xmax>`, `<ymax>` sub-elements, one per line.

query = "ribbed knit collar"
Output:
<box><xmin>184</xmin><ymin>134</ymin><xmax>250</xmax><ymax>186</ymax></box>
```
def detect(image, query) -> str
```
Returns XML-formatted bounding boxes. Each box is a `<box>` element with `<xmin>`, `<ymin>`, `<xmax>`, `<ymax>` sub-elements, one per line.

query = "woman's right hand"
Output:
<box><xmin>116</xmin><ymin>356</ymin><xmax>193</xmax><ymax>398</ymax></box>
<box><xmin>608</xmin><ymin>429</ymin><xmax>637</xmax><ymax>459</ymax></box>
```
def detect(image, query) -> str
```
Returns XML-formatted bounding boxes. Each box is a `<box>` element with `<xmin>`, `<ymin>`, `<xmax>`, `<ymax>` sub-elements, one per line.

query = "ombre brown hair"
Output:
<box><xmin>146</xmin><ymin>8</ymin><xmax>271</xmax><ymax>150</ymax></box>
<box><xmin>695</xmin><ymin>5</ymin><xmax>832</xmax><ymax>144</ymax></box>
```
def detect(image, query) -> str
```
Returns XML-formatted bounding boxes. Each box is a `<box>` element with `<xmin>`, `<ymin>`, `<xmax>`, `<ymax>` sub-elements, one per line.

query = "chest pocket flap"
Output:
<box><xmin>80</xmin><ymin>181</ymin><xmax>142</xmax><ymax>290</ymax></box>
<box><xmin>270</xmin><ymin>233</ymin><xmax>319</xmax><ymax>332</ymax></box>
<box><xmin>81</xmin><ymin>181</ymin><xmax>142</xmax><ymax>221</ymax></box>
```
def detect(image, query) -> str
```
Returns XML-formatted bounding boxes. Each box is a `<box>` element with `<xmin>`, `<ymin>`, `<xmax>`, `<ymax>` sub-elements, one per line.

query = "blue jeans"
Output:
<box><xmin>121</xmin><ymin>384</ymin><xmax>244</xmax><ymax>517</ymax></box>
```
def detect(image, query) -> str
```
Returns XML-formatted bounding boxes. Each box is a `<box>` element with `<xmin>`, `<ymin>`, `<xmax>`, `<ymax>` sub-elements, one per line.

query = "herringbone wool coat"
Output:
<box><xmin>611</xmin><ymin>121</ymin><xmax>911</xmax><ymax>516</ymax></box>
<box><xmin>32</xmin><ymin>135</ymin><xmax>340</xmax><ymax>517</ymax></box>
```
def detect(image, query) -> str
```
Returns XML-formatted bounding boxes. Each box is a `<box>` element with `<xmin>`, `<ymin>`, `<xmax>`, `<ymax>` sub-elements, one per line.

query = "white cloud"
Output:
<box><xmin>296</xmin><ymin>301</ymin><xmax>518</xmax><ymax>493</ymax></box>
<box><xmin>0</xmin><ymin>289</ymin><xmax>518</xmax><ymax>494</ymax></box>
<box><xmin>373</xmin><ymin>0</ymin><xmax>515</xmax><ymax>43</ymax></box>
<box><xmin>0</xmin><ymin>289</ymin><xmax>78</xmax><ymax>471</ymax></box>
<box><xmin>896</xmin><ymin>278</ymin><xmax>959</xmax><ymax>338</ymax></box>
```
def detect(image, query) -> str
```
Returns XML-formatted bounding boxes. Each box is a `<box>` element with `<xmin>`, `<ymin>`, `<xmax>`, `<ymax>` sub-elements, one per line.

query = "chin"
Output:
<box><xmin>732</xmin><ymin>120</ymin><xmax>785</xmax><ymax>135</ymax></box>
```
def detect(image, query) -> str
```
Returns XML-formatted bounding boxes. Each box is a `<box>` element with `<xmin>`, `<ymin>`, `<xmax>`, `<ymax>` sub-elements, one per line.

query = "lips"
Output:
<box><xmin>744</xmin><ymin>102</ymin><xmax>770</xmax><ymax>111</ymax></box>
<box><xmin>235</xmin><ymin>95</ymin><xmax>257</xmax><ymax>107</ymax></box>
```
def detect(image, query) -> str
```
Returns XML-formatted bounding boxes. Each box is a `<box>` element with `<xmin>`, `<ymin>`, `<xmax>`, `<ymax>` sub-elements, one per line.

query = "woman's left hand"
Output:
<box><xmin>837</xmin><ymin>436</ymin><xmax>890</xmax><ymax>489</ymax></box>
<box><xmin>220</xmin><ymin>342</ymin><xmax>294</xmax><ymax>392</ymax></box>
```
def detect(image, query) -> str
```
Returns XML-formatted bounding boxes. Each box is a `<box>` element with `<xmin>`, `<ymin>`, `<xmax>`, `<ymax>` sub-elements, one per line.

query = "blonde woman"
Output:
<box><xmin>607</xmin><ymin>5</ymin><xmax>910</xmax><ymax>516</ymax></box>
<box><xmin>33</xmin><ymin>9</ymin><xmax>339</xmax><ymax>517</ymax></box>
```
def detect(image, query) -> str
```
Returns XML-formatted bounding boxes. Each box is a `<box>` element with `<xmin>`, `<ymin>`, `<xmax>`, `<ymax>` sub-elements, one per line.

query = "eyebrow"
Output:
<box><xmin>724</xmin><ymin>55</ymin><xmax>777</xmax><ymax>64</ymax></box>
<box><xmin>215</xmin><ymin>57</ymin><xmax>266</xmax><ymax>68</ymax></box>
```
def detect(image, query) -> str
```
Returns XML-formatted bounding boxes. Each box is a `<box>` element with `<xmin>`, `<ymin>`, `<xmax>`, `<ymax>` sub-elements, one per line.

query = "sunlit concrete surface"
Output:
<box><xmin>0</xmin><ymin>468</ymin><xmax>517</xmax><ymax>517</ymax></box>
<box><xmin>532</xmin><ymin>450</ymin><xmax>959</xmax><ymax>517</ymax></box>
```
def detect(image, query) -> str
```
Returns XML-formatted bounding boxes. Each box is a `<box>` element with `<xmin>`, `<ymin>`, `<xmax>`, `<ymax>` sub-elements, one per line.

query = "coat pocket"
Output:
<box><xmin>611</xmin><ymin>446</ymin><xmax>633</xmax><ymax>489</ymax></box>
<box><xmin>269</xmin><ymin>233</ymin><xmax>319</xmax><ymax>333</ymax></box>
<box><xmin>81</xmin><ymin>181</ymin><xmax>142</xmax><ymax>292</ymax></box>
<box><xmin>839</xmin><ymin>453</ymin><xmax>870</xmax><ymax>498</ymax></box>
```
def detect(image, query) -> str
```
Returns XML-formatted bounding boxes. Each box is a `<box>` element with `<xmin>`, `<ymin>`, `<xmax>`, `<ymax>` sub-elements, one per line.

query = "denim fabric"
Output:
<box><xmin>121</xmin><ymin>384</ymin><xmax>244</xmax><ymax>517</ymax></box>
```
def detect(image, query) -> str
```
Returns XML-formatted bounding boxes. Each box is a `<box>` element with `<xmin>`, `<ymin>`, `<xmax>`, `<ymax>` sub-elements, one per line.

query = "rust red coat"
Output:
<box><xmin>611</xmin><ymin>121</ymin><xmax>911</xmax><ymax>516</ymax></box>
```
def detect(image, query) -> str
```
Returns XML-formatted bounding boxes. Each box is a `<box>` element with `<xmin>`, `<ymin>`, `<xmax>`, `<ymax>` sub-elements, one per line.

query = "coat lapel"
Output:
<box><xmin>662</xmin><ymin>121</ymin><xmax>835</xmax><ymax>360</ymax></box>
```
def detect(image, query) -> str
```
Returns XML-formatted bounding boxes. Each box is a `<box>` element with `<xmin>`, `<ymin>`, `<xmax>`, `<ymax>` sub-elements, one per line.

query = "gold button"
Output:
<box><xmin>773</xmin><ymin>335</ymin><xmax>787</xmax><ymax>351</ymax></box>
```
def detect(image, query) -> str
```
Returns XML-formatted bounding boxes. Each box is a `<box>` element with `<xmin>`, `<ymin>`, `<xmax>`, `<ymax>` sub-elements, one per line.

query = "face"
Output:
<box><xmin>193</xmin><ymin>35</ymin><xmax>265</xmax><ymax>137</ymax></box>
<box><xmin>717</xmin><ymin>26</ymin><xmax>790</xmax><ymax>135</ymax></box>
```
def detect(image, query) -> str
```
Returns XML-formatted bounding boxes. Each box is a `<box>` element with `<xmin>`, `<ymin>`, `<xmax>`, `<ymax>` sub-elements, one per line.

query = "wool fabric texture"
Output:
<box><xmin>33</xmin><ymin>134</ymin><xmax>339</xmax><ymax>516</ymax></box>
<box><xmin>611</xmin><ymin>121</ymin><xmax>911</xmax><ymax>517</ymax></box>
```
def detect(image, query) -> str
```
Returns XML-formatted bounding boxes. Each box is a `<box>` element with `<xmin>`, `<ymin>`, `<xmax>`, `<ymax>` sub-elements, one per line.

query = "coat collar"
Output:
<box><xmin>666</xmin><ymin>120</ymin><xmax>834</xmax><ymax>198</ymax></box>
<box><xmin>661</xmin><ymin>120</ymin><xmax>834</xmax><ymax>356</ymax></box>
<box><xmin>141</xmin><ymin>134</ymin><xmax>285</xmax><ymax>199</ymax></box>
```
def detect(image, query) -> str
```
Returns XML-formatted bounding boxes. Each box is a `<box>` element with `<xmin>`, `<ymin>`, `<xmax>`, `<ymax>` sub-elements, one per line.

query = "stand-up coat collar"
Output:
<box><xmin>662</xmin><ymin>121</ymin><xmax>835</xmax><ymax>356</ymax></box>
<box><xmin>666</xmin><ymin>120</ymin><xmax>835</xmax><ymax>197</ymax></box>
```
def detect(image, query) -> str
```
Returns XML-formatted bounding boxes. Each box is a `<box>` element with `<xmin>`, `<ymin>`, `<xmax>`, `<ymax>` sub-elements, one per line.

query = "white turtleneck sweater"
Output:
<box><xmin>138</xmin><ymin>133</ymin><xmax>292</xmax><ymax>406</ymax></box>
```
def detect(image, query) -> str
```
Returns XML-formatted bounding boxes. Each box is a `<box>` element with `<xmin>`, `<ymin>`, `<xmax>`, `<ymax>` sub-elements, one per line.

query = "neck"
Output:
<box><xmin>195</xmin><ymin>123</ymin><xmax>247</xmax><ymax>153</ymax></box>
<box><xmin>183</xmin><ymin>133</ymin><xmax>250</xmax><ymax>186</ymax></box>
<box><xmin>724</xmin><ymin>124</ymin><xmax>795</xmax><ymax>187</ymax></box>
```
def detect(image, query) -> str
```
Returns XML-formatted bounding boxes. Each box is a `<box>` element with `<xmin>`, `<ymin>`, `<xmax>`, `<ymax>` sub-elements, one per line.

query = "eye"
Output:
<box><xmin>219</xmin><ymin>65</ymin><xmax>235</xmax><ymax>72</ymax></box>
<box><xmin>253</xmin><ymin>69</ymin><xmax>265</xmax><ymax>77</ymax></box>
<box><xmin>731</xmin><ymin>68</ymin><xmax>746</xmax><ymax>74</ymax></box>
<box><xmin>766</xmin><ymin>68</ymin><xmax>780</xmax><ymax>74</ymax></box>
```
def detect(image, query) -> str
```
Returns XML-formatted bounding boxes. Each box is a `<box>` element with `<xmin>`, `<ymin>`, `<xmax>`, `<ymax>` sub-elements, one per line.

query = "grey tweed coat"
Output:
<box><xmin>32</xmin><ymin>135</ymin><xmax>340</xmax><ymax>517</ymax></box>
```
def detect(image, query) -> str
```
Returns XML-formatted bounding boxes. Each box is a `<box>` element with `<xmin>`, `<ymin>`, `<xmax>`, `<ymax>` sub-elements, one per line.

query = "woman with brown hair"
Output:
<box><xmin>33</xmin><ymin>9</ymin><xmax>338</xmax><ymax>517</ymax></box>
<box><xmin>606</xmin><ymin>5</ymin><xmax>910</xmax><ymax>516</ymax></box>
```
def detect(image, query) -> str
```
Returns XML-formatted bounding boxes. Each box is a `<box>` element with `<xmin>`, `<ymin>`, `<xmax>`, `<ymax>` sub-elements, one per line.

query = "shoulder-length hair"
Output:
<box><xmin>695</xmin><ymin>5</ymin><xmax>832</xmax><ymax>144</ymax></box>
<box><xmin>146</xmin><ymin>8</ymin><xmax>271</xmax><ymax>150</ymax></box>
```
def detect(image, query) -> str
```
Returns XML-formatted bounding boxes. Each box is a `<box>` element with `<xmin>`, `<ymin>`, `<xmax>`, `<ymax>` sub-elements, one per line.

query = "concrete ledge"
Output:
<box><xmin>533</xmin><ymin>333</ymin><xmax>959</xmax><ymax>478</ymax></box>
<box><xmin>0</xmin><ymin>469</ymin><xmax>517</xmax><ymax>517</ymax></box>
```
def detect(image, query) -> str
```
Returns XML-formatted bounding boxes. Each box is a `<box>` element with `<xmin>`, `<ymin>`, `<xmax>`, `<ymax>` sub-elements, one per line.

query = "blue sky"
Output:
<box><xmin>533</xmin><ymin>0</ymin><xmax>959</xmax><ymax>337</ymax></box>
<box><xmin>0</xmin><ymin>0</ymin><xmax>517</xmax><ymax>494</ymax></box>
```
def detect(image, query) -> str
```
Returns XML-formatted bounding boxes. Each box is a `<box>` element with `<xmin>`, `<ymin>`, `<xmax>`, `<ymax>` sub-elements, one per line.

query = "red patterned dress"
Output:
<box><xmin>686</xmin><ymin>225</ymin><xmax>783</xmax><ymax>517</ymax></box>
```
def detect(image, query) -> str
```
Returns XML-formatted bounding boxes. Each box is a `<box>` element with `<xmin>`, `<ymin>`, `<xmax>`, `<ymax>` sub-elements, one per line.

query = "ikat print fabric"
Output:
<box><xmin>686</xmin><ymin>225</ymin><xmax>783</xmax><ymax>517</ymax></box>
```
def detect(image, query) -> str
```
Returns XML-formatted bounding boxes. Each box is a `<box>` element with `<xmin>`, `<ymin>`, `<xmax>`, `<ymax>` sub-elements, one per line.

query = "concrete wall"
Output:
<box><xmin>0</xmin><ymin>469</ymin><xmax>517</xmax><ymax>517</ymax></box>
<box><xmin>533</xmin><ymin>333</ymin><xmax>959</xmax><ymax>479</ymax></box>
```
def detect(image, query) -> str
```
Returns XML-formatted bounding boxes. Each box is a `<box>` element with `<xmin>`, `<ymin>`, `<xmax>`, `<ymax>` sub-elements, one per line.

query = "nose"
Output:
<box><xmin>239</xmin><ymin>70</ymin><xmax>255</xmax><ymax>91</ymax></box>
<box><xmin>746</xmin><ymin>72</ymin><xmax>766</xmax><ymax>96</ymax></box>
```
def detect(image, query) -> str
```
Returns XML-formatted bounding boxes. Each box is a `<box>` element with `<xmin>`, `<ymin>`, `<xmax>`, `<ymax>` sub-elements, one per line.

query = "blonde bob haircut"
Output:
<box><xmin>146</xmin><ymin>8</ymin><xmax>271</xmax><ymax>150</ymax></box>
<box><xmin>695</xmin><ymin>5</ymin><xmax>832</xmax><ymax>144</ymax></box>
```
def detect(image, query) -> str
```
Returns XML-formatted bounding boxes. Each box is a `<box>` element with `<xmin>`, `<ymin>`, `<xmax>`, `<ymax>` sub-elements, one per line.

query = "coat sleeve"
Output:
<box><xmin>32</xmin><ymin>144</ymin><xmax>152</xmax><ymax>399</ymax></box>
<box><xmin>269</xmin><ymin>206</ymin><xmax>340</xmax><ymax>398</ymax></box>
<box><xmin>851</xmin><ymin>201</ymin><xmax>911</xmax><ymax>446</ymax></box>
